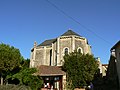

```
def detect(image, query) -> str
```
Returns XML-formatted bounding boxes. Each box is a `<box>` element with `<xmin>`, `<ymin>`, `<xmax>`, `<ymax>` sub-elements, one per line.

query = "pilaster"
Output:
<box><xmin>30</xmin><ymin>50</ymin><xmax>33</xmax><ymax>68</ymax></box>
<box><xmin>44</xmin><ymin>46</ymin><xmax>46</xmax><ymax>65</ymax></box>
<box><xmin>72</xmin><ymin>36</ymin><xmax>75</xmax><ymax>52</ymax></box>
<box><xmin>32</xmin><ymin>41</ymin><xmax>37</xmax><ymax>67</ymax></box>
<box><xmin>63</xmin><ymin>74</ymin><xmax>66</xmax><ymax>90</ymax></box>
<box><xmin>52</xmin><ymin>43</ymin><xmax>54</xmax><ymax>66</ymax></box>
<box><xmin>30</xmin><ymin>41</ymin><xmax>37</xmax><ymax>68</ymax></box>
<box><xmin>57</xmin><ymin>37</ymin><xmax>60</xmax><ymax>66</ymax></box>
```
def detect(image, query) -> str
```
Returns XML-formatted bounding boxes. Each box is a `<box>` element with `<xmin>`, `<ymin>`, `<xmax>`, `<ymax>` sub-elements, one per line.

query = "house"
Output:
<box><xmin>102</xmin><ymin>64</ymin><xmax>108</xmax><ymax>76</ymax></box>
<box><xmin>106</xmin><ymin>54</ymin><xmax>119</xmax><ymax>89</ymax></box>
<box><xmin>96</xmin><ymin>57</ymin><xmax>108</xmax><ymax>76</ymax></box>
<box><xmin>110</xmin><ymin>40</ymin><xmax>120</xmax><ymax>88</ymax></box>
<box><xmin>30</xmin><ymin>30</ymin><xmax>92</xmax><ymax>90</ymax></box>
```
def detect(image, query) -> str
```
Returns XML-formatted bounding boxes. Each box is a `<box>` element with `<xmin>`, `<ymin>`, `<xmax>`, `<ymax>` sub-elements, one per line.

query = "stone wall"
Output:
<box><xmin>45</xmin><ymin>47</ymin><xmax>52</xmax><ymax>65</ymax></box>
<box><xmin>30</xmin><ymin>33</ymin><xmax>92</xmax><ymax>67</ymax></box>
<box><xmin>59</xmin><ymin>37</ymin><xmax>72</xmax><ymax>65</ymax></box>
<box><xmin>35</xmin><ymin>49</ymin><xmax>44</xmax><ymax>66</ymax></box>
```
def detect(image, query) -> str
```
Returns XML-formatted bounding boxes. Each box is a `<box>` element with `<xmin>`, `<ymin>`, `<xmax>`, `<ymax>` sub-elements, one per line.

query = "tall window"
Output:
<box><xmin>50</xmin><ymin>49</ymin><xmax>52</xmax><ymax>66</ymax></box>
<box><xmin>77</xmin><ymin>47</ymin><xmax>83</xmax><ymax>54</ymax></box>
<box><xmin>64</xmin><ymin>48</ymin><xmax>69</xmax><ymax>55</ymax></box>
<box><xmin>78</xmin><ymin>48</ymin><xmax>81</xmax><ymax>53</ymax></box>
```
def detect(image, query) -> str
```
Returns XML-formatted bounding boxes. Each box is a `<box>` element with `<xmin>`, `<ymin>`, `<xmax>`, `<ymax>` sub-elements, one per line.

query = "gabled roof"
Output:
<box><xmin>61</xmin><ymin>30</ymin><xmax>81</xmax><ymax>36</ymax></box>
<box><xmin>37</xmin><ymin>38</ymin><xmax>56</xmax><ymax>46</ymax></box>
<box><xmin>111</xmin><ymin>40</ymin><xmax>120</xmax><ymax>50</ymax></box>
<box><xmin>35</xmin><ymin>65</ymin><xmax>66</xmax><ymax>76</ymax></box>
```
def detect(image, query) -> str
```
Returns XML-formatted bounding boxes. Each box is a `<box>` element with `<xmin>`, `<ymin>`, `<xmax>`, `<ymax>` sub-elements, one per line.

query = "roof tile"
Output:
<box><xmin>35</xmin><ymin>65</ymin><xmax>66</xmax><ymax>76</ymax></box>
<box><xmin>38</xmin><ymin>38</ymin><xmax>56</xmax><ymax>46</ymax></box>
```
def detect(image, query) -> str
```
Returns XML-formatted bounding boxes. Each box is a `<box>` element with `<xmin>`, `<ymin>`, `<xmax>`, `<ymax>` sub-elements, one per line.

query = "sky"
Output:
<box><xmin>0</xmin><ymin>0</ymin><xmax>120</xmax><ymax>64</ymax></box>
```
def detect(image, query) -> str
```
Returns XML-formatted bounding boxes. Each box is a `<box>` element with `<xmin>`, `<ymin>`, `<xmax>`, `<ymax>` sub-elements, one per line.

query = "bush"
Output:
<box><xmin>0</xmin><ymin>84</ymin><xmax>31</xmax><ymax>90</ymax></box>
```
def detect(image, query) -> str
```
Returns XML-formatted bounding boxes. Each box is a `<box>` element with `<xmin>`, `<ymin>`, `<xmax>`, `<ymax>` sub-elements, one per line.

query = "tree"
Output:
<box><xmin>20</xmin><ymin>58</ymin><xmax>30</xmax><ymax>69</ymax></box>
<box><xmin>0</xmin><ymin>43</ymin><xmax>22</xmax><ymax>85</ymax></box>
<box><xmin>8</xmin><ymin>58</ymin><xmax>43</xmax><ymax>90</ymax></box>
<box><xmin>0</xmin><ymin>43</ymin><xmax>43</xmax><ymax>89</ymax></box>
<box><xmin>62</xmin><ymin>51</ymin><xmax>98</xmax><ymax>89</ymax></box>
<box><xmin>12</xmin><ymin>68</ymin><xmax>43</xmax><ymax>90</ymax></box>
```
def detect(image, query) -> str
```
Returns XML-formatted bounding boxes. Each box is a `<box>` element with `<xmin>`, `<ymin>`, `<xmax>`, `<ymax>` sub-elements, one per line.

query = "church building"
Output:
<box><xmin>30</xmin><ymin>30</ymin><xmax>91</xmax><ymax>67</ymax></box>
<box><xmin>30</xmin><ymin>30</ymin><xmax>92</xmax><ymax>90</ymax></box>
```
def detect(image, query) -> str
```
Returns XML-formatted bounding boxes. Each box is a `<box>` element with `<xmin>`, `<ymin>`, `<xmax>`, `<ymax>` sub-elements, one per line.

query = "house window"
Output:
<box><xmin>77</xmin><ymin>47</ymin><xmax>83</xmax><ymax>54</ymax></box>
<box><xmin>54</xmin><ymin>77</ymin><xmax>59</xmax><ymax>81</ymax></box>
<box><xmin>64</xmin><ymin>48</ymin><xmax>69</xmax><ymax>55</ymax></box>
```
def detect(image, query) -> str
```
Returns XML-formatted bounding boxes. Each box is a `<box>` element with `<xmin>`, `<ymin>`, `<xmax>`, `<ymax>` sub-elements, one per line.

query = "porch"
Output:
<box><xmin>35</xmin><ymin>65</ymin><xmax>66</xmax><ymax>90</ymax></box>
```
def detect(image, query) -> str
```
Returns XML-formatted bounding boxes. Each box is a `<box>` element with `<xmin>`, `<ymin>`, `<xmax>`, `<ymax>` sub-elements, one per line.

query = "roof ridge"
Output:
<box><xmin>61</xmin><ymin>30</ymin><xmax>81</xmax><ymax>36</ymax></box>
<box><xmin>111</xmin><ymin>40</ymin><xmax>120</xmax><ymax>50</ymax></box>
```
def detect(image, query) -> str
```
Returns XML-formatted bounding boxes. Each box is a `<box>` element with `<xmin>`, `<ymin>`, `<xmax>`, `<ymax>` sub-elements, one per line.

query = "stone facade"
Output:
<box><xmin>30</xmin><ymin>30</ymin><xmax>92</xmax><ymax>90</ymax></box>
<box><xmin>30</xmin><ymin>30</ymin><xmax>92</xmax><ymax>67</ymax></box>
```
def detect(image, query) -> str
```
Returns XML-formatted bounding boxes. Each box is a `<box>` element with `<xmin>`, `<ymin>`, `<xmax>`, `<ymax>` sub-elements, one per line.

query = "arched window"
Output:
<box><xmin>77</xmin><ymin>47</ymin><xmax>83</xmax><ymax>54</ymax></box>
<box><xmin>64</xmin><ymin>48</ymin><xmax>69</xmax><ymax>55</ymax></box>
<box><xmin>78</xmin><ymin>48</ymin><xmax>81</xmax><ymax>53</ymax></box>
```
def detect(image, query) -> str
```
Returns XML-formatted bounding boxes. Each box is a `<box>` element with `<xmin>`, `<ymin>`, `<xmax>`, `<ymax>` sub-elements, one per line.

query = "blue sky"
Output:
<box><xmin>0</xmin><ymin>0</ymin><xmax>120</xmax><ymax>64</ymax></box>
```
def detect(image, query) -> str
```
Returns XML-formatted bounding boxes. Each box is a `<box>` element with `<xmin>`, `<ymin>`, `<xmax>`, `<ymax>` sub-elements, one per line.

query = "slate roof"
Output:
<box><xmin>61</xmin><ymin>30</ymin><xmax>81</xmax><ymax>36</ymax></box>
<box><xmin>37</xmin><ymin>30</ymin><xmax>81</xmax><ymax>47</ymax></box>
<box><xmin>111</xmin><ymin>40</ymin><xmax>120</xmax><ymax>50</ymax></box>
<box><xmin>35</xmin><ymin>65</ymin><xmax>66</xmax><ymax>76</ymax></box>
<box><xmin>38</xmin><ymin>38</ymin><xmax>56</xmax><ymax>46</ymax></box>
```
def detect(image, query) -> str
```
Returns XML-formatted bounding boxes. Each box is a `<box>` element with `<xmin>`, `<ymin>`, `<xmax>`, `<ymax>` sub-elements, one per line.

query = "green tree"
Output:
<box><xmin>20</xmin><ymin>58</ymin><xmax>30</xmax><ymax>69</ymax></box>
<box><xmin>10</xmin><ymin>58</ymin><xmax>43</xmax><ymax>89</ymax></box>
<box><xmin>62</xmin><ymin>51</ymin><xmax>98</xmax><ymax>89</ymax></box>
<box><xmin>0</xmin><ymin>43</ymin><xmax>22</xmax><ymax>85</ymax></box>
<box><xmin>12</xmin><ymin>68</ymin><xmax>43</xmax><ymax>90</ymax></box>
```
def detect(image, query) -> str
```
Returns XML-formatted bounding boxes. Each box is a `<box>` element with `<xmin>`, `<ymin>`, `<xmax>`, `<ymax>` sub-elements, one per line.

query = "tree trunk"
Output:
<box><xmin>1</xmin><ymin>76</ymin><xmax>3</xmax><ymax>85</ymax></box>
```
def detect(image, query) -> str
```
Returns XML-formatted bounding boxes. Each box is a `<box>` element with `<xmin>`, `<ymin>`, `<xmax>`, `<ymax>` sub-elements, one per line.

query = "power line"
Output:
<box><xmin>45</xmin><ymin>0</ymin><xmax>112</xmax><ymax>45</ymax></box>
